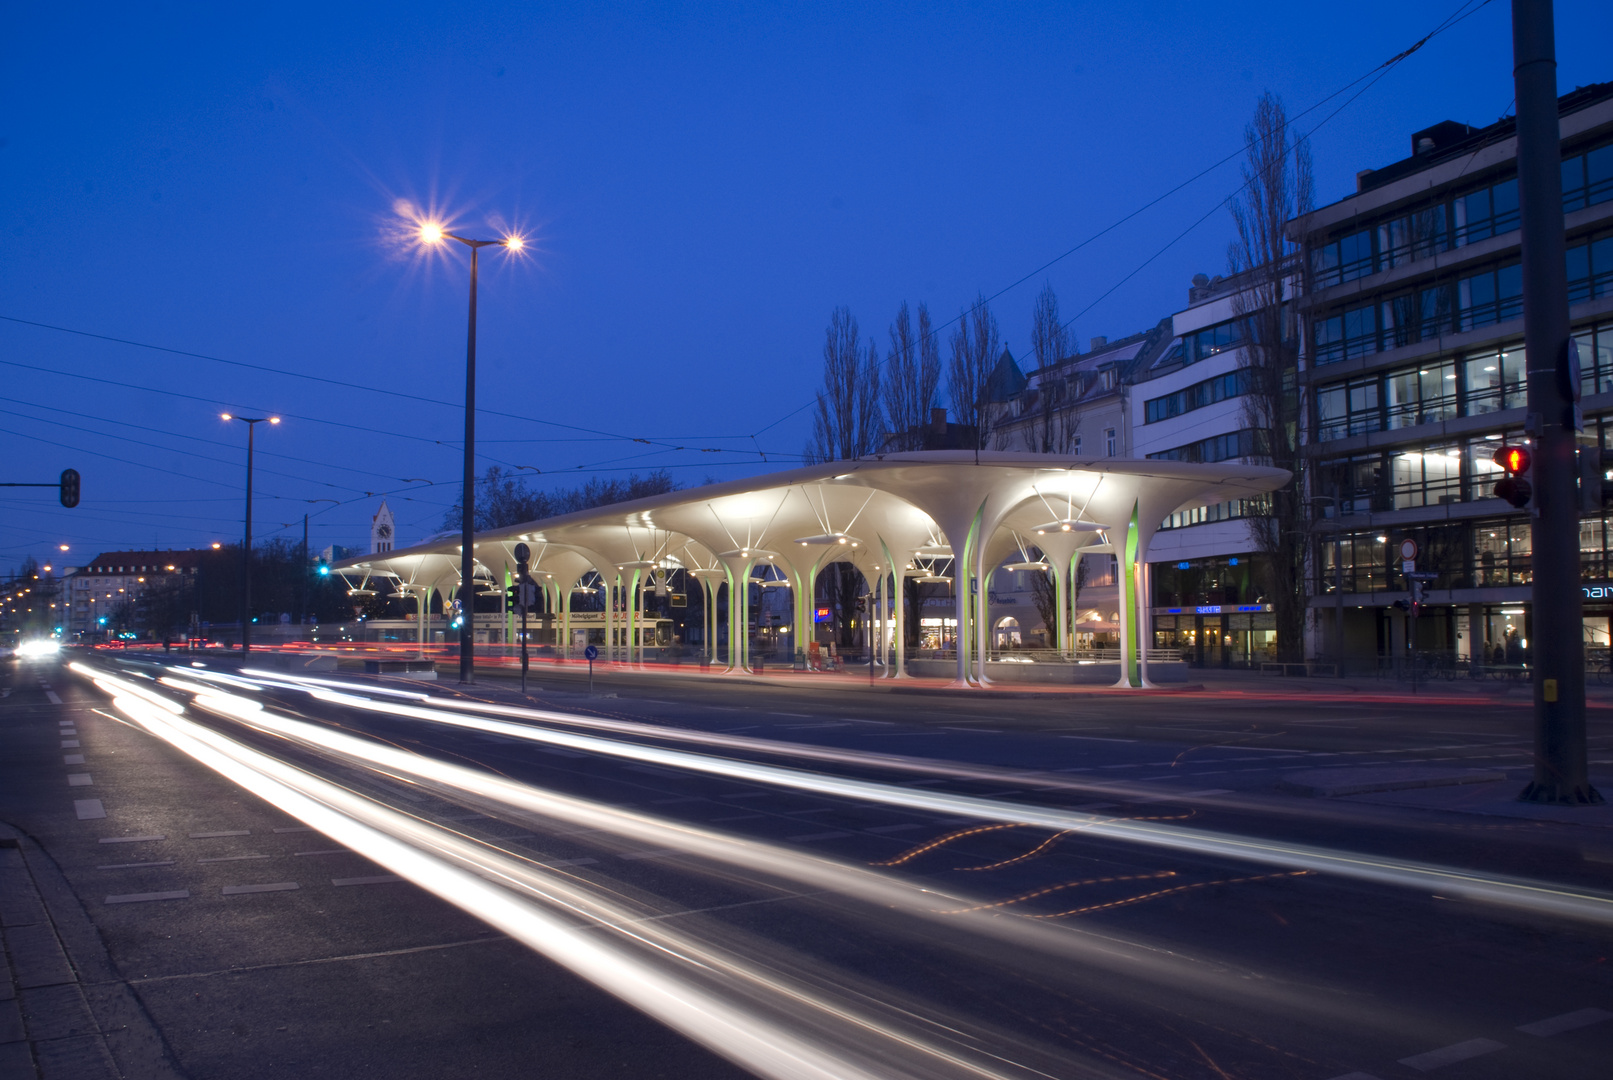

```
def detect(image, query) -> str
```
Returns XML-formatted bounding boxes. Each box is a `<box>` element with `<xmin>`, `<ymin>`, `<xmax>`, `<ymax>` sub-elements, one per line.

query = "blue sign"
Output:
<box><xmin>1178</xmin><ymin>561</ymin><xmax>1190</xmax><ymax>570</ymax></box>
<box><xmin>584</xmin><ymin>644</ymin><xmax>598</xmax><ymax>661</ymax></box>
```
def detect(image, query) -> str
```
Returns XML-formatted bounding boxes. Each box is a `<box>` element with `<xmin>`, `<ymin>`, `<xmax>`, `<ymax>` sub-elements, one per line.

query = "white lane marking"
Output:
<box><xmin>63</xmin><ymin>754</ymin><xmax>85</xmax><ymax>765</ymax></box>
<box><xmin>1397</xmin><ymin>1037</ymin><xmax>1505</xmax><ymax>1071</ymax></box>
<box><xmin>294</xmin><ymin>850</ymin><xmax>349</xmax><ymax>857</ymax></box>
<box><xmin>198</xmin><ymin>854</ymin><xmax>272</xmax><ymax>863</ymax></box>
<box><xmin>789</xmin><ymin>831</ymin><xmax>855</xmax><ymax>842</ymax></box>
<box><xmin>1517</xmin><ymin>1007</ymin><xmax>1613</xmax><ymax>1036</ymax></box>
<box><xmin>74</xmin><ymin>799</ymin><xmax>106</xmax><ymax>820</ymax></box>
<box><xmin>58</xmin><ymin>720</ymin><xmax>75</xmax><ymax>727</ymax></box>
<box><xmin>222</xmin><ymin>882</ymin><xmax>299</xmax><ymax>895</ymax></box>
<box><xmin>61</xmin><ymin>740</ymin><xmax>80</xmax><ymax>748</ymax></box>
<box><xmin>866</xmin><ymin>824</ymin><xmax>923</xmax><ymax>834</ymax></box>
<box><xmin>45</xmin><ymin>690</ymin><xmax>63</xmax><ymax>705</ymax></box>
<box><xmin>619</xmin><ymin>848</ymin><xmax>683</xmax><ymax>860</ymax></box>
<box><xmin>189</xmin><ymin>830</ymin><xmax>250</xmax><ymax>838</ymax></box>
<box><xmin>106</xmin><ymin>890</ymin><xmax>189</xmax><ymax>904</ymax></box>
<box><xmin>98</xmin><ymin>835</ymin><xmax>165</xmax><ymax>844</ymax></box>
<box><xmin>67</xmin><ymin>773</ymin><xmax>93</xmax><ymax>786</ymax></box>
<box><xmin>332</xmin><ymin>875</ymin><xmax>405</xmax><ymax>886</ymax></box>
<box><xmin>272</xmin><ymin>826</ymin><xmax>312</xmax><ymax>833</ymax></box>
<box><xmin>98</xmin><ymin>861</ymin><xmax>176</xmax><ymax>870</ymax></box>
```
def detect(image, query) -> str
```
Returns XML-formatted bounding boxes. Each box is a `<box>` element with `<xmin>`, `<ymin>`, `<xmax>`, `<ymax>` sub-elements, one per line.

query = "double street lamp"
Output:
<box><xmin>222</xmin><ymin>413</ymin><xmax>279</xmax><ymax>654</ymax></box>
<box><xmin>417</xmin><ymin>221</ymin><xmax>524</xmax><ymax>684</ymax></box>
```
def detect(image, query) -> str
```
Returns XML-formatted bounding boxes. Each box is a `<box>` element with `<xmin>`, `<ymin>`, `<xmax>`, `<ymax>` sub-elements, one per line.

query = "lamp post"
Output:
<box><xmin>417</xmin><ymin>221</ymin><xmax>523</xmax><ymax>684</ymax></box>
<box><xmin>302</xmin><ymin>499</ymin><xmax>340</xmax><ymax>628</ymax></box>
<box><xmin>222</xmin><ymin>413</ymin><xmax>278</xmax><ymax>654</ymax></box>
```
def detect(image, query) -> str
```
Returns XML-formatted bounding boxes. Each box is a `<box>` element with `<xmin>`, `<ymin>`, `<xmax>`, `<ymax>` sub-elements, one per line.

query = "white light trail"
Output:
<box><xmin>170</xmin><ymin>664</ymin><xmax>1613</xmax><ymax>928</ymax></box>
<box><xmin>75</xmin><ymin>663</ymin><xmax>1063</xmax><ymax>1080</ymax></box>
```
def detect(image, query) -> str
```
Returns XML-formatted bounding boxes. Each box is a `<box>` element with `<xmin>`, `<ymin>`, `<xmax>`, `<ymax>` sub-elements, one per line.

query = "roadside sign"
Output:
<box><xmin>518</xmin><ymin>583</ymin><xmax>537</xmax><ymax>607</ymax></box>
<box><xmin>1399</xmin><ymin>538</ymin><xmax>1419</xmax><ymax>561</ymax></box>
<box><xmin>1402</xmin><ymin>560</ymin><xmax>1416</xmax><ymax>574</ymax></box>
<box><xmin>584</xmin><ymin>644</ymin><xmax>598</xmax><ymax>661</ymax></box>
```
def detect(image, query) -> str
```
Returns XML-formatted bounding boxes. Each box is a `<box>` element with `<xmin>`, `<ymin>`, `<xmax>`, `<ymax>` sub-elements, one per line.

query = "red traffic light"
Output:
<box><xmin>1492</xmin><ymin>445</ymin><xmax>1531</xmax><ymax>474</ymax></box>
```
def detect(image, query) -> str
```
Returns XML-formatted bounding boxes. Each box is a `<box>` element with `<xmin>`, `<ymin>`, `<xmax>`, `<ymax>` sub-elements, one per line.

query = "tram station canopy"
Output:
<box><xmin>332</xmin><ymin>451</ymin><xmax>1289</xmax><ymax>688</ymax></box>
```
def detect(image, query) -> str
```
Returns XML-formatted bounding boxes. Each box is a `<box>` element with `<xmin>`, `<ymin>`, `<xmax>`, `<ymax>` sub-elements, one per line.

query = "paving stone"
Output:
<box><xmin>0</xmin><ymin>1000</ymin><xmax>22</xmax><ymax>1045</ymax></box>
<box><xmin>0</xmin><ymin>929</ymin><xmax>70</xmax><ymax>991</ymax></box>
<box><xmin>17</xmin><ymin>986</ymin><xmax>94</xmax><ymax>1043</ymax></box>
<box><xmin>0</xmin><ymin>1041</ymin><xmax>35</xmax><ymax>1080</ymax></box>
<box><xmin>32</xmin><ymin>1036</ymin><xmax>115</xmax><ymax>1080</ymax></box>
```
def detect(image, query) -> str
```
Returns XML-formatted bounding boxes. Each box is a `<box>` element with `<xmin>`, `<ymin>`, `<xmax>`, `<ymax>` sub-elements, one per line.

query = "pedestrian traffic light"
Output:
<box><xmin>504</xmin><ymin>585</ymin><xmax>518</xmax><ymax>613</ymax></box>
<box><xmin>1492</xmin><ymin>444</ymin><xmax>1533</xmax><ymax>508</ymax></box>
<box><xmin>58</xmin><ymin>468</ymin><xmax>80</xmax><ymax>508</ymax></box>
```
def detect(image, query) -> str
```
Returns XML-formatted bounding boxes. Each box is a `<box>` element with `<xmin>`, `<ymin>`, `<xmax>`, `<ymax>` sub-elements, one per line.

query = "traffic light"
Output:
<box><xmin>58</xmin><ymin>469</ymin><xmax>80</xmax><ymax>508</ymax></box>
<box><xmin>1579</xmin><ymin>444</ymin><xmax>1613</xmax><ymax>512</ymax></box>
<box><xmin>316</xmin><ymin>560</ymin><xmax>330</xmax><ymax>577</ymax></box>
<box><xmin>504</xmin><ymin>585</ymin><xmax>518</xmax><ymax>613</ymax></box>
<box><xmin>1410</xmin><ymin>578</ymin><xmax>1425</xmax><ymax>617</ymax></box>
<box><xmin>1492</xmin><ymin>444</ymin><xmax>1533</xmax><ymax>508</ymax></box>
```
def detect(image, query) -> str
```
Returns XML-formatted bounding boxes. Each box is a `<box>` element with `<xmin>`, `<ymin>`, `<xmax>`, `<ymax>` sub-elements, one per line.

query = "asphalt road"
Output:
<box><xmin>5</xmin><ymin>649</ymin><xmax>1613</xmax><ymax>1080</ymax></box>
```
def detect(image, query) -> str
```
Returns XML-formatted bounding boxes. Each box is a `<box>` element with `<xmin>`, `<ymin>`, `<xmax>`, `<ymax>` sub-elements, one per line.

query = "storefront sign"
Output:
<box><xmin>1160</xmin><ymin>604</ymin><xmax>1271</xmax><ymax>616</ymax></box>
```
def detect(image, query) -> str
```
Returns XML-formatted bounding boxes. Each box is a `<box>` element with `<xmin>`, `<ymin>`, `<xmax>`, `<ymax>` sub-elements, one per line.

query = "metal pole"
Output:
<box><xmin>241</xmin><ymin>421</ymin><xmax>254</xmax><ymax>655</ymax></box>
<box><xmin>460</xmin><ymin>245</ymin><xmax>479</xmax><ymax>684</ymax></box>
<box><xmin>300</xmin><ymin>513</ymin><xmax>308</xmax><ymax>629</ymax></box>
<box><xmin>1334</xmin><ymin>531</ymin><xmax>1344</xmax><ymax>677</ymax></box>
<box><xmin>520</xmin><ymin>591</ymin><xmax>529</xmax><ymax>694</ymax></box>
<box><xmin>1512</xmin><ymin>0</ymin><xmax>1599</xmax><ymax>803</ymax></box>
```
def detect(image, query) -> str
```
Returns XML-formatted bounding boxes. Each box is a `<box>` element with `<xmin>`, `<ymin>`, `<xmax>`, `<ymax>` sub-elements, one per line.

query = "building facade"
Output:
<box><xmin>1294</xmin><ymin>81</ymin><xmax>1613</xmax><ymax>667</ymax></box>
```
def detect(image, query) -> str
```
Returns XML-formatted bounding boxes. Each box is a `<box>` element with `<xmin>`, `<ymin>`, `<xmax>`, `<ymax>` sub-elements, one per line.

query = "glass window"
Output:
<box><xmin>1464</xmin><ymin>348</ymin><xmax>1505</xmax><ymax>414</ymax></box>
<box><xmin>1316</xmin><ymin>385</ymin><xmax>1347</xmax><ymax>440</ymax></box>
<box><xmin>1589</xmin><ymin>143</ymin><xmax>1613</xmax><ymax>207</ymax></box>
<box><xmin>1457</xmin><ymin>263</ymin><xmax>1523</xmax><ymax>331</ymax></box>
<box><xmin>1419</xmin><ymin>283</ymin><xmax>1453</xmax><ymax>338</ymax></box>
<box><xmin>1314</xmin><ymin>314</ymin><xmax>1344</xmax><ymax>365</ymax></box>
<box><xmin>1593</xmin><ymin>234</ymin><xmax>1613</xmax><ymax>300</ymax></box>
<box><xmin>1384</xmin><ymin>370</ymin><xmax>1420</xmax><ymax>431</ymax></box>
<box><xmin>1337</xmin><ymin>229</ymin><xmax>1374</xmax><ymax>282</ymax></box>
<box><xmin>1569</xmin><ymin>240</ymin><xmax>1592</xmax><ymax>304</ymax></box>
<box><xmin>1564</xmin><ymin>154</ymin><xmax>1589</xmax><ymax>214</ymax></box>
<box><xmin>1380</xmin><ymin>293</ymin><xmax>1418</xmax><ymax>349</ymax></box>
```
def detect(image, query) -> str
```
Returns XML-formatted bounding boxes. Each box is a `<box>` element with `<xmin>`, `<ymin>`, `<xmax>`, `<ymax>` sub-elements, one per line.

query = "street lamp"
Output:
<box><xmin>417</xmin><ymin>219</ymin><xmax>524</xmax><ymax>684</ymax></box>
<box><xmin>222</xmin><ymin>413</ymin><xmax>279</xmax><ymax>654</ymax></box>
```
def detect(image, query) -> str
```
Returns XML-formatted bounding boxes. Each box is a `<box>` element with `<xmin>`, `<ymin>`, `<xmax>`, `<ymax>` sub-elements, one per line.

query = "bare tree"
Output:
<box><xmin>1028</xmin><ymin>284</ymin><xmax>1080</xmax><ymax>454</ymax></box>
<box><xmin>882</xmin><ymin>301</ymin><xmax>942</xmax><ymax>450</ymax></box>
<box><xmin>947</xmin><ymin>294</ymin><xmax>1000</xmax><ymax>452</ymax></box>
<box><xmin>1230</xmin><ymin>90</ymin><xmax>1314</xmax><ymax>663</ymax></box>
<box><xmin>807</xmin><ymin>307</ymin><xmax>884</xmax><ymax>464</ymax></box>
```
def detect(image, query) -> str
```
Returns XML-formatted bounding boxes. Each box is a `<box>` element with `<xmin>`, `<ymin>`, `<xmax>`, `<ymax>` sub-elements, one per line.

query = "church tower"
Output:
<box><xmin>371</xmin><ymin>500</ymin><xmax>395</xmax><ymax>554</ymax></box>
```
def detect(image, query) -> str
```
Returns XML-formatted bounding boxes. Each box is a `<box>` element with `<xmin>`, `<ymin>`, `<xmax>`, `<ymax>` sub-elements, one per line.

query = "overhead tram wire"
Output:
<box><xmin>0</xmin><ymin>315</ymin><xmax>767</xmax><ymax>457</ymax></box>
<box><xmin>746</xmin><ymin>0</ymin><xmax>1497</xmax><ymax>440</ymax></box>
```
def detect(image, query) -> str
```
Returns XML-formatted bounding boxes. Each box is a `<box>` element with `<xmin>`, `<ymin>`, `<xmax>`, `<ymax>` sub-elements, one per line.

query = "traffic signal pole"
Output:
<box><xmin>1513</xmin><ymin>0</ymin><xmax>1601</xmax><ymax>803</ymax></box>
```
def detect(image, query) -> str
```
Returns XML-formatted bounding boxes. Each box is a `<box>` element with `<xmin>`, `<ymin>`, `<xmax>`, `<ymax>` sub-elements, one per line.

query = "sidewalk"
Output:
<box><xmin>0</xmin><ymin>824</ymin><xmax>180</xmax><ymax>1080</ymax></box>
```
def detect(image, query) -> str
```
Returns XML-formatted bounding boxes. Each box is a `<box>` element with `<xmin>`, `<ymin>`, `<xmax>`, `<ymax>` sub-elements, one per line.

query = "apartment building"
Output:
<box><xmin>1293</xmin><ymin>80</ymin><xmax>1613</xmax><ymax>667</ymax></box>
<box><xmin>60</xmin><ymin>549</ymin><xmax>202</xmax><ymax>637</ymax></box>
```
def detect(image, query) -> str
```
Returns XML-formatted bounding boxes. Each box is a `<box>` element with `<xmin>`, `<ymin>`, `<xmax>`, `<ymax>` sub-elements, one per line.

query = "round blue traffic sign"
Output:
<box><xmin>584</xmin><ymin>644</ymin><xmax>599</xmax><ymax>661</ymax></box>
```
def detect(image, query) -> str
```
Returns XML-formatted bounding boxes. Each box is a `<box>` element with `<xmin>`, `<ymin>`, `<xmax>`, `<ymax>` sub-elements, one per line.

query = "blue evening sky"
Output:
<box><xmin>2</xmin><ymin>1</ymin><xmax>1609</xmax><ymax>565</ymax></box>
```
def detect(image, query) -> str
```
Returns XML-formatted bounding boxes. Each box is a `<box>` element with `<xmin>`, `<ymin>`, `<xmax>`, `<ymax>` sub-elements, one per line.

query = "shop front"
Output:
<box><xmin>1152</xmin><ymin>604</ymin><xmax>1276</xmax><ymax>668</ymax></box>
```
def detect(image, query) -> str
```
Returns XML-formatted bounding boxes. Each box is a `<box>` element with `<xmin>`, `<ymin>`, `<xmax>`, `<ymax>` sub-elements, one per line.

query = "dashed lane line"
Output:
<box><xmin>98</xmin><ymin>861</ymin><xmax>176</xmax><ymax>870</ymax></box>
<box><xmin>1396</xmin><ymin>1037</ymin><xmax>1505</xmax><ymax>1072</ymax></box>
<box><xmin>221</xmin><ymin>882</ymin><xmax>299</xmax><ymax>895</ymax></box>
<box><xmin>98</xmin><ymin>835</ymin><xmax>165</xmax><ymax>844</ymax></box>
<box><xmin>198</xmin><ymin>854</ymin><xmax>272</xmax><ymax>863</ymax></box>
<box><xmin>63</xmin><ymin>754</ymin><xmax>84</xmax><ymax>764</ymax></box>
<box><xmin>332</xmin><ymin>875</ymin><xmax>405</xmax><ymax>887</ymax></box>
<box><xmin>74</xmin><ymin>799</ymin><xmax>106</xmax><ymax>820</ymax></box>
<box><xmin>67</xmin><ymin>773</ymin><xmax>93</xmax><ymax>786</ymax></box>
<box><xmin>189</xmin><ymin>830</ymin><xmax>250</xmax><ymax>838</ymax></box>
<box><xmin>1517</xmin><ymin>1007</ymin><xmax>1613</xmax><ymax>1036</ymax></box>
<box><xmin>44</xmin><ymin>690</ymin><xmax>63</xmax><ymax>705</ymax></box>
<box><xmin>106</xmin><ymin>890</ymin><xmax>188</xmax><ymax>905</ymax></box>
<box><xmin>60</xmin><ymin>740</ymin><xmax>79</xmax><ymax>748</ymax></box>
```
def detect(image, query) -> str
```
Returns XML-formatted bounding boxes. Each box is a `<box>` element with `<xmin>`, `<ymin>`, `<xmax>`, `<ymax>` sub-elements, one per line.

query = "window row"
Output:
<box><xmin>1309</xmin><ymin>137</ymin><xmax>1613</xmax><ymax>289</ymax></box>
<box><xmin>1143</xmin><ymin>369</ymin><xmax>1249</xmax><ymax>424</ymax></box>
<box><xmin>1146</xmin><ymin>428</ymin><xmax>1263</xmax><ymax>464</ymax></box>
<box><xmin>1315</xmin><ymin>319</ymin><xmax>1613</xmax><ymax>441</ymax></box>
<box><xmin>1182</xmin><ymin>317</ymin><xmax>1248</xmax><ymax>365</ymax></box>
<box><xmin>1158</xmin><ymin>498</ymin><xmax>1264</xmax><ymax>531</ymax></box>
<box><xmin>1316</xmin><ymin>519</ymin><xmax>1535</xmax><ymax>594</ymax></box>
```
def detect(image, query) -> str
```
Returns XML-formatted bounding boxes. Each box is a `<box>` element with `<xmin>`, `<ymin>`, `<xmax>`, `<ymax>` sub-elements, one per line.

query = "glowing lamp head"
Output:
<box><xmin>59</xmin><ymin>544</ymin><xmax>68</xmax><ymax>551</ymax></box>
<box><xmin>212</xmin><ymin>542</ymin><xmax>222</xmax><ymax>550</ymax></box>
<box><xmin>419</xmin><ymin>222</ymin><xmax>445</xmax><ymax>244</ymax></box>
<box><xmin>504</xmin><ymin>234</ymin><xmax>524</xmax><ymax>252</ymax></box>
<box><xmin>269</xmin><ymin>417</ymin><xmax>281</xmax><ymax>424</ymax></box>
<box><xmin>220</xmin><ymin>412</ymin><xmax>232</xmax><ymax>421</ymax></box>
